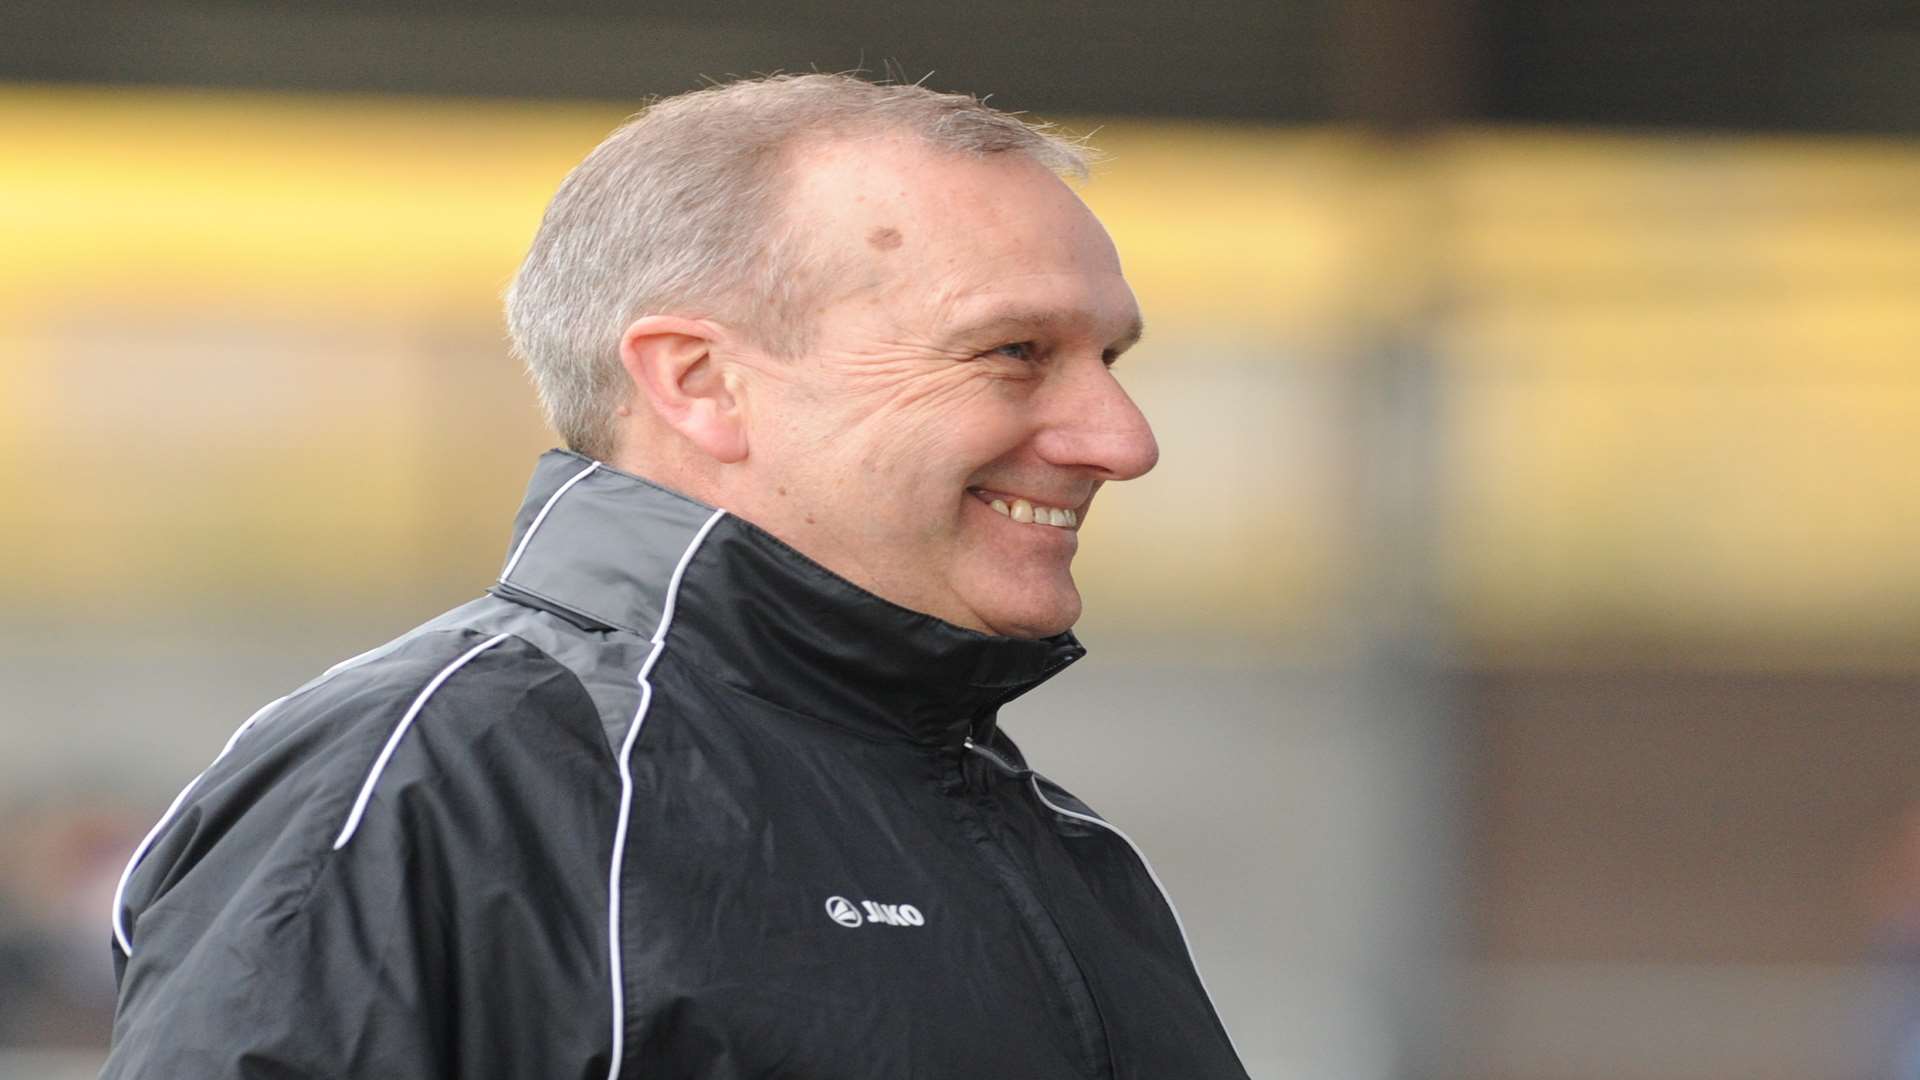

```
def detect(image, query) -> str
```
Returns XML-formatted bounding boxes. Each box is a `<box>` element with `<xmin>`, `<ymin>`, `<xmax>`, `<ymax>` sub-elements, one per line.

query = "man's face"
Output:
<box><xmin>720</xmin><ymin>135</ymin><xmax>1158</xmax><ymax>639</ymax></box>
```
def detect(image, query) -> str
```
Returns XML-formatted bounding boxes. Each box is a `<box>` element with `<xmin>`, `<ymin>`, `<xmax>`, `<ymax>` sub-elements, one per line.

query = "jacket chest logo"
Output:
<box><xmin>825</xmin><ymin>895</ymin><xmax>925</xmax><ymax>928</ymax></box>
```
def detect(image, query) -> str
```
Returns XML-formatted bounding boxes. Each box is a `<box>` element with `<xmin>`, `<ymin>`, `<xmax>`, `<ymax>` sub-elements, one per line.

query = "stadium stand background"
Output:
<box><xmin>3</xmin><ymin>3</ymin><xmax>1918</xmax><ymax>1077</ymax></box>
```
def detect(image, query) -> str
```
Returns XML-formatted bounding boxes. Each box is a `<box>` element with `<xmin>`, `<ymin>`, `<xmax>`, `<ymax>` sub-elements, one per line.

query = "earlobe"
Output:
<box><xmin>619</xmin><ymin>316</ymin><xmax>749</xmax><ymax>464</ymax></box>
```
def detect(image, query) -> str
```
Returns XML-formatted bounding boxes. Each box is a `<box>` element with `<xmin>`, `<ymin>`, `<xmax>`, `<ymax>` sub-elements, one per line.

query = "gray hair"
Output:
<box><xmin>504</xmin><ymin>73</ymin><xmax>1093</xmax><ymax>461</ymax></box>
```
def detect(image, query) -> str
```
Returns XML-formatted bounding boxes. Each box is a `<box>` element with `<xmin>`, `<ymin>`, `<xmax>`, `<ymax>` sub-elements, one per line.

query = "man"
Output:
<box><xmin>104</xmin><ymin>74</ymin><xmax>1249</xmax><ymax>1079</ymax></box>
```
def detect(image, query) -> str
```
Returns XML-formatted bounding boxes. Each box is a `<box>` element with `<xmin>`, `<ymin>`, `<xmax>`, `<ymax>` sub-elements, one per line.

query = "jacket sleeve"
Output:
<box><xmin>103</xmin><ymin>801</ymin><xmax>455</xmax><ymax>1077</ymax></box>
<box><xmin>102</xmin><ymin>631</ymin><xmax>620</xmax><ymax>1079</ymax></box>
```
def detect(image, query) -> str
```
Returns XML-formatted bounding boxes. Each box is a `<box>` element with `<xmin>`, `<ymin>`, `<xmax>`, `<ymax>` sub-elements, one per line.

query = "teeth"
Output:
<box><xmin>982</xmin><ymin>493</ymin><xmax>1077</xmax><ymax>529</ymax></box>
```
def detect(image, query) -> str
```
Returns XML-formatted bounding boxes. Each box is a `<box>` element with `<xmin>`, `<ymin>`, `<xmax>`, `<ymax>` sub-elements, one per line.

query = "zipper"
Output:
<box><xmin>961</xmin><ymin>735</ymin><xmax>1028</xmax><ymax>780</ymax></box>
<box><xmin>948</xmin><ymin>735</ymin><xmax>1112</xmax><ymax>1079</ymax></box>
<box><xmin>961</xmin><ymin>737</ymin><xmax>1249</xmax><ymax>1073</ymax></box>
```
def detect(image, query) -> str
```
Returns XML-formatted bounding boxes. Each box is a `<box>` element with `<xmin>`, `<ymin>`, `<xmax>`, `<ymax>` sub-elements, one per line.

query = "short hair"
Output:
<box><xmin>504</xmin><ymin>73</ymin><xmax>1093</xmax><ymax>461</ymax></box>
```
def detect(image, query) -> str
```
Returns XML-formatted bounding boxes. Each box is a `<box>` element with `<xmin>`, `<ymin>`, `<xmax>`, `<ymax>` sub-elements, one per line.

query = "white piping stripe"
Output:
<box><xmin>331</xmin><ymin>632</ymin><xmax>512</xmax><ymax>850</ymax></box>
<box><xmin>605</xmin><ymin>507</ymin><xmax>726</xmax><ymax>1080</ymax></box>
<box><xmin>111</xmin><ymin>636</ymin><xmax>414</xmax><ymax>956</ymax></box>
<box><xmin>110</xmin><ymin>695</ymin><xmax>286</xmax><ymax>957</ymax></box>
<box><xmin>1027</xmin><ymin>776</ymin><xmax>1248</xmax><ymax>1069</ymax></box>
<box><xmin>500</xmin><ymin>461</ymin><xmax>600</xmax><ymax>582</ymax></box>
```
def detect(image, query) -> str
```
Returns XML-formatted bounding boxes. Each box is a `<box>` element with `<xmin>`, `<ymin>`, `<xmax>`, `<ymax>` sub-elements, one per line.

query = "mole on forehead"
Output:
<box><xmin>866</xmin><ymin>225</ymin><xmax>904</xmax><ymax>251</ymax></box>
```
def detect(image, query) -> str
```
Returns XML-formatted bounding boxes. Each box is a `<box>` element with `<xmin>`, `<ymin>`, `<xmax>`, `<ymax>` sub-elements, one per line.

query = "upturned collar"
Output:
<box><xmin>491</xmin><ymin>451</ymin><xmax>1084</xmax><ymax>745</ymax></box>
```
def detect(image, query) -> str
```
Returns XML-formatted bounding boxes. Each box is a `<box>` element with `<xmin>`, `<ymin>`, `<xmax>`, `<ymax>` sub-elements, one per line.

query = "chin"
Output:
<box><xmin>978</xmin><ymin>591</ymin><xmax>1081</xmax><ymax>640</ymax></box>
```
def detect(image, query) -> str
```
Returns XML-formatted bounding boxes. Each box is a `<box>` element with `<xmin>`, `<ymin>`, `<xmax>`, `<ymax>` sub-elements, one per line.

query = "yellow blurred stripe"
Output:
<box><xmin>5</xmin><ymin>84</ymin><xmax>1920</xmax><ymax>659</ymax></box>
<box><xmin>0</xmin><ymin>85</ymin><xmax>1314</xmax><ymax>328</ymax></box>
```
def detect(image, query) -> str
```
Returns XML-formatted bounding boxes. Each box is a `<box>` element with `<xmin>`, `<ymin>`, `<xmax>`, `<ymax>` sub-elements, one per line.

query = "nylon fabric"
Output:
<box><xmin>103</xmin><ymin>450</ymin><xmax>1251</xmax><ymax>1079</ymax></box>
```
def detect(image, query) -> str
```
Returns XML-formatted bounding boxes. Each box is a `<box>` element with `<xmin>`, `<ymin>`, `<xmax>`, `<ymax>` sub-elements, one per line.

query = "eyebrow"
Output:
<box><xmin>953</xmin><ymin>307</ymin><xmax>1147</xmax><ymax>354</ymax></box>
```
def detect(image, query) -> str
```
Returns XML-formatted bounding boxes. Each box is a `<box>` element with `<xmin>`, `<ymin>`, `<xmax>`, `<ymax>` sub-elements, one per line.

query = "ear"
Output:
<box><xmin>618</xmin><ymin>315</ymin><xmax>748</xmax><ymax>464</ymax></box>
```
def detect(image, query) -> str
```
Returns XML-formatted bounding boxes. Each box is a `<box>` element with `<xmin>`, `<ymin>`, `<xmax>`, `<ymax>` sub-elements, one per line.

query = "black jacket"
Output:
<box><xmin>105</xmin><ymin>450</ymin><xmax>1250</xmax><ymax>1079</ymax></box>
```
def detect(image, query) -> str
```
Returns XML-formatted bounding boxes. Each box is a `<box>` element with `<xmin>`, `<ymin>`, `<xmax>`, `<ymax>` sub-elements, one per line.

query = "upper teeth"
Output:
<box><xmin>987</xmin><ymin>496</ymin><xmax>1077</xmax><ymax>529</ymax></box>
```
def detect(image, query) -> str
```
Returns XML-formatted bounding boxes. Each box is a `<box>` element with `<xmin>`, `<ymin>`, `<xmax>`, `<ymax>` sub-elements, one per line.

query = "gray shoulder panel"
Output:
<box><xmin>495</xmin><ymin>456</ymin><xmax>718</xmax><ymax>638</ymax></box>
<box><xmin>482</xmin><ymin>454</ymin><xmax>721</xmax><ymax>753</ymax></box>
<box><xmin>432</xmin><ymin>596</ymin><xmax>651</xmax><ymax>759</ymax></box>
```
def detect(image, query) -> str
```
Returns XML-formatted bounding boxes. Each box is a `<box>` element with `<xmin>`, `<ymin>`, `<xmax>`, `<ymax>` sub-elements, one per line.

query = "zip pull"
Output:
<box><xmin>961</xmin><ymin>735</ymin><xmax>1032</xmax><ymax>780</ymax></box>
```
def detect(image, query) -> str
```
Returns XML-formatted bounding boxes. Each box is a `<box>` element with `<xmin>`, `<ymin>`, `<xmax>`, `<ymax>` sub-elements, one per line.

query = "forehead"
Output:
<box><xmin>781</xmin><ymin>134</ymin><xmax>1138</xmax><ymax>336</ymax></box>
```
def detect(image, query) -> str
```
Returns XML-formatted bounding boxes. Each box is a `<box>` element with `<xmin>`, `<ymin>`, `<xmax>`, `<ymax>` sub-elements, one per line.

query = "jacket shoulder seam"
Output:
<box><xmin>330</xmin><ymin>631</ymin><xmax>514</xmax><ymax>849</ymax></box>
<box><xmin>286</xmin><ymin>627</ymin><xmax>596</xmax><ymax>915</ymax></box>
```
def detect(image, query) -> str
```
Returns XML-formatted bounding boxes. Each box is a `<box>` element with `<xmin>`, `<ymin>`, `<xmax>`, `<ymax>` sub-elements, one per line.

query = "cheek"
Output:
<box><xmin>846</xmin><ymin>380</ymin><xmax>1018</xmax><ymax>478</ymax></box>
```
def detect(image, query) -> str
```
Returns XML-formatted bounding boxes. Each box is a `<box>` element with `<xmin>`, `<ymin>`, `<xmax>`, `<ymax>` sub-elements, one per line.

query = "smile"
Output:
<box><xmin>969</xmin><ymin>489</ymin><xmax>1079</xmax><ymax>530</ymax></box>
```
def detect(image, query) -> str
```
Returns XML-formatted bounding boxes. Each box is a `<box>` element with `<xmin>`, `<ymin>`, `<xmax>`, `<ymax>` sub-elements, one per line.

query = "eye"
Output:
<box><xmin>984</xmin><ymin>341</ymin><xmax>1039</xmax><ymax>363</ymax></box>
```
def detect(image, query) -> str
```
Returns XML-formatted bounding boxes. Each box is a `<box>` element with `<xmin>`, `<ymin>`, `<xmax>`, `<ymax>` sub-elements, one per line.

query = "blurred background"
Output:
<box><xmin>3</xmin><ymin>2</ymin><xmax>1919</xmax><ymax>1078</ymax></box>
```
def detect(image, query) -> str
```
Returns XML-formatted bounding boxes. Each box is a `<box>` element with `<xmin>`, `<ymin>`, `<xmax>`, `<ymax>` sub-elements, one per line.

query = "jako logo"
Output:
<box><xmin>824</xmin><ymin>895</ymin><xmax>925</xmax><ymax>928</ymax></box>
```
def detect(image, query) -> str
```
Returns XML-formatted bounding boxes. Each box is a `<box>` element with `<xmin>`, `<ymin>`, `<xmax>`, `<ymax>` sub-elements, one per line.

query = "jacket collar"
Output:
<box><xmin>492</xmin><ymin>450</ymin><xmax>1084</xmax><ymax>746</ymax></box>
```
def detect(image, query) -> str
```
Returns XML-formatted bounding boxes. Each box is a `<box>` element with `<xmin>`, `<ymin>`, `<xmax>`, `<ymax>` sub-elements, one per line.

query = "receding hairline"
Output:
<box><xmin>505</xmin><ymin>72</ymin><xmax>1101</xmax><ymax>459</ymax></box>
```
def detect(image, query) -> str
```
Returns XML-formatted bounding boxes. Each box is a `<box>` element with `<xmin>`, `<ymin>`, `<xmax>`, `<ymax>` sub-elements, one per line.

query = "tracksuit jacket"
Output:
<box><xmin>104</xmin><ymin>449</ymin><xmax>1251</xmax><ymax>1079</ymax></box>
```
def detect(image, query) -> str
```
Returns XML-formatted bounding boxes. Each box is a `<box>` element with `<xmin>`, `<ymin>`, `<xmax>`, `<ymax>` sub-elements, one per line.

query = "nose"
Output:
<box><xmin>1033</xmin><ymin>361</ymin><xmax>1160</xmax><ymax>481</ymax></box>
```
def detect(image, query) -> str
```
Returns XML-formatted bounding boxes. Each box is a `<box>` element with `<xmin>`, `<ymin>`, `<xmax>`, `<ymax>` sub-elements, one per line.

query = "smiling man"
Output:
<box><xmin>103</xmin><ymin>75</ymin><xmax>1248</xmax><ymax>1079</ymax></box>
